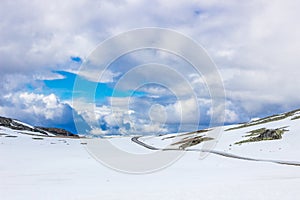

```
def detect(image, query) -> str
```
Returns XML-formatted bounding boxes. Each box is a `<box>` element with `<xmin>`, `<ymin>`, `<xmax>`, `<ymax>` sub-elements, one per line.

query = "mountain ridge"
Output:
<box><xmin>0</xmin><ymin>116</ymin><xmax>79</xmax><ymax>138</ymax></box>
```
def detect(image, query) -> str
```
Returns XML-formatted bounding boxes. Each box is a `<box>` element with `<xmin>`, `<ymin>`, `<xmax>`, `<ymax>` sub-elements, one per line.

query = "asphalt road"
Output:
<box><xmin>131</xmin><ymin>136</ymin><xmax>300</xmax><ymax>167</ymax></box>
<box><xmin>131</xmin><ymin>136</ymin><xmax>160</xmax><ymax>150</ymax></box>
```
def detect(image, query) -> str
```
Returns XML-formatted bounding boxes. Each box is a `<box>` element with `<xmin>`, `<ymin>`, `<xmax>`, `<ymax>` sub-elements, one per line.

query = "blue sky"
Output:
<box><xmin>43</xmin><ymin>70</ymin><xmax>136</xmax><ymax>102</ymax></box>
<box><xmin>1</xmin><ymin>0</ymin><xmax>300</xmax><ymax>135</ymax></box>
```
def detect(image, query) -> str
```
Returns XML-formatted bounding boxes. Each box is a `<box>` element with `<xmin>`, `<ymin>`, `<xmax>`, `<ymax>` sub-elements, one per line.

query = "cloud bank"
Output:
<box><xmin>0</xmin><ymin>0</ymin><xmax>300</xmax><ymax>134</ymax></box>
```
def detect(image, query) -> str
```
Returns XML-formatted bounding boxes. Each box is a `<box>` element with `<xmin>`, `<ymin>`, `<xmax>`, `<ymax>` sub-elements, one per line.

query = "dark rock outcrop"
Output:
<box><xmin>257</xmin><ymin>129</ymin><xmax>283</xmax><ymax>140</ymax></box>
<box><xmin>0</xmin><ymin>116</ymin><xmax>35</xmax><ymax>132</ymax></box>
<box><xmin>235</xmin><ymin>128</ymin><xmax>286</xmax><ymax>145</ymax></box>
<box><xmin>0</xmin><ymin>116</ymin><xmax>79</xmax><ymax>138</ymax></box>
<box><xmin>36</xmin><ymin>127</ymin><xmax>79</xmax><ymax>138</ymax></box>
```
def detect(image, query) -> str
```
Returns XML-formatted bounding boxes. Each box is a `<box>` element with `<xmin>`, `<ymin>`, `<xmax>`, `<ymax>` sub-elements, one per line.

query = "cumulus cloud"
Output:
<box><xmin>193</xmin><ymin>0</ymin><xmax>300</xmax><ymax>117</ymax></box>
<box><xmin>0</xmin><ymin>92</ymin><xmax>81</xmax><ymax>133</ymax></box>
<box><xmin>1</xmin><ymin>0</ymin><xmax>300</xmax><ymax>134</ymax></box>
<box><xmin>73</xmin><ymin>94</ymin><xmax>213</xmax><ymax>135</ymax></box>
<box><xmin>207</xmin><ymin>100</ymin><xmax>239</xmax><ymax>124</ymax></box>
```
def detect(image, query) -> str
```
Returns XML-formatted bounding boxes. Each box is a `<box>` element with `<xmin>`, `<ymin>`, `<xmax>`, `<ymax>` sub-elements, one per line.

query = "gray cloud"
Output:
<box><xmin>0</xmin><ymin>0</ymin><xmax>300</xmax><ymax>131</ymax></box>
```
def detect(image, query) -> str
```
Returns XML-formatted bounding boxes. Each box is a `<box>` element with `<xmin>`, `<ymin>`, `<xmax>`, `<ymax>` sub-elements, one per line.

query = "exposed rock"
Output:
<box><xmin>257</xmin><ymin>129</ymin><xmax>283</xmax><ymax>140</ymax></box>
<box><xmin>172</xmin><ymin>135</ymin><xmax>213</xmax><ymax>149</ymax></box>
<box><xmin>0</xmin><ymin>116</ymin><xmax>79</xmax><ymax>138</ymax></box>
<box><xmin>0</xmin><ymin>116</ymin><xmax>34</xmax><ymax>132</ymax></box>
<box><xmin>235</xmin><ymin>128</ymin><xmax>287</xmax><ymax>145</ymax></box>
<box><xmin>36</xmin><ymin>127</ymin><xmax>79</xmax><ymax>138</ymax></box>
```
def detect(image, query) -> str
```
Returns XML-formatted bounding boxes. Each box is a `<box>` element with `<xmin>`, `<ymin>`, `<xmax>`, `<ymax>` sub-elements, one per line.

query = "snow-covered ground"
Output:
<box><xmin>1</xmin><ymin>115</ymin><xmax>300</xmax><ymax>200</ymax></box>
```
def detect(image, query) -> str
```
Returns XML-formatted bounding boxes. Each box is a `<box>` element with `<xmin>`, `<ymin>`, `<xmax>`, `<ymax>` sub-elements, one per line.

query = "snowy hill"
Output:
<box><xmin>137</xmin><ymin>108</ymin><xmax>300</xmax><ymax>164</ymax></box>
<box><xmin>1</xmin><ymin>109</ymin><xmax>300</xmax><ymax>200</ymax></box>
<box><xmin>0</xmin><ymin>116</ymin><xmax>79</xmax><ymax>138</ymax></box>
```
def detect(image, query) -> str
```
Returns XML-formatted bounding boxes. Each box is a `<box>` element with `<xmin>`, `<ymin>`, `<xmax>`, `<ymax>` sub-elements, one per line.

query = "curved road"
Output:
<box><xmin>131</xmin><ymin>136</ymin><xmax>300</xmax><ymax>167</ymax></box>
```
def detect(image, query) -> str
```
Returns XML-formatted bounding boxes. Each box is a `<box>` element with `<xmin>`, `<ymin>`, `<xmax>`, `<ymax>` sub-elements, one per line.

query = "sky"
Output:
<box><xmin>1</xmin><ymin>0</ymin><xmax>300</xmax><ymax>135</ymax></box>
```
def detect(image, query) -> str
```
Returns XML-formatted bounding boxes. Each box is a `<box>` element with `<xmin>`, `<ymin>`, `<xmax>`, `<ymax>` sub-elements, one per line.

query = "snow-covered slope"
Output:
<box><xmin>0</xmin><ymin>116</ymin><xmax>77</xmax><ymax>137</ymax></box>
<box><xmin>1</xmin><ymin>110</ymin><xmax>300</xmax><ymax>200</ymax></box>
<box><xmin>147</xmin><ymin>121</ymin><xmax>299</xmax><ymax>161</ymax></box>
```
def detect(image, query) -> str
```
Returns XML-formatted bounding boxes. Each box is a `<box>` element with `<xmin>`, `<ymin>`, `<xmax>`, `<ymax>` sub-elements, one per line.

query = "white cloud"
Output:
<box><xmin>33</xmin><ymin>72</ymin><xmax>66</xmax><ymax>81</ymax></box>
<box><xmin>163</xmin><ymin>97</ymin><xmax>199</xmax><ymax>124</ymax></box>
<box><xmin>1</xmin><ymin>0</ymin><xmax>300</xmax><ymax>132</ymax></box>
<box><xmin>68</xmin><ymin>68</ymin><xmax>121</xmax><ymax>83</ymax></box>
<box><xmin>0</xmin><ymin>92</ymin><xmax>75</xmax><ymax>129</ymax></box>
